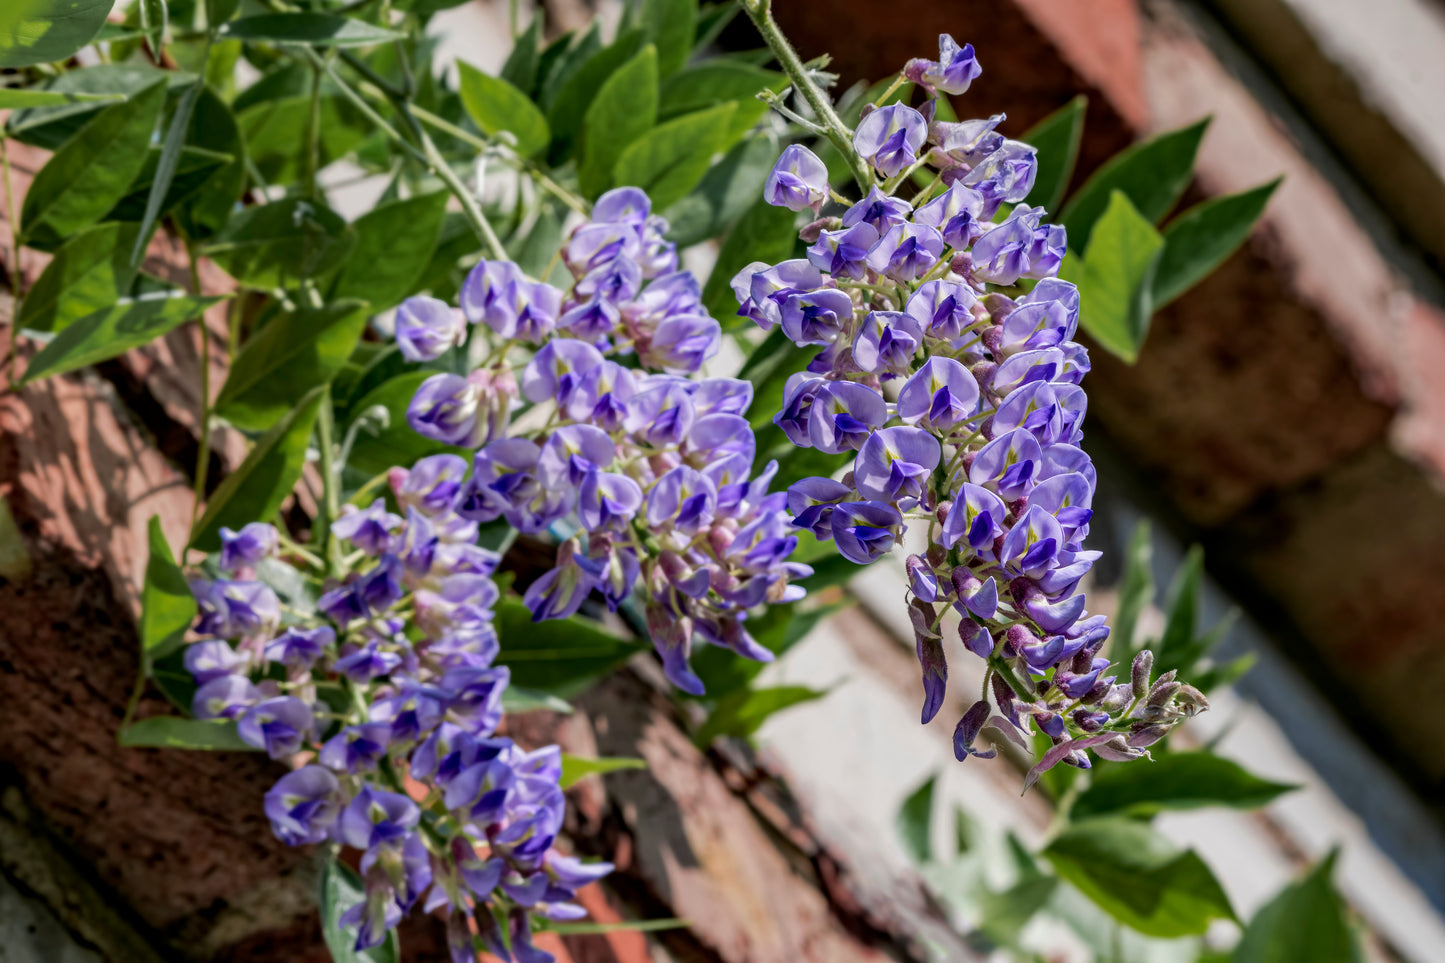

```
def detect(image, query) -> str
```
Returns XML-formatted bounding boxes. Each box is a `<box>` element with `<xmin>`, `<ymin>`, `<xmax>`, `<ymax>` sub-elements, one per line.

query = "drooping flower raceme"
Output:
<box><xmin>743</xmin><ymin>35</ymin><xmax>1208</xmax><ymax>784</ymax></box>
<box><xmin>403</xmin><ymin>188</ymin><xmax>812</xmax><ymax>697</ymax></box>
<box><xmin>186</xmin><ymin>493</ymin><xmax>610</xmax><ymax>961</ymax></box>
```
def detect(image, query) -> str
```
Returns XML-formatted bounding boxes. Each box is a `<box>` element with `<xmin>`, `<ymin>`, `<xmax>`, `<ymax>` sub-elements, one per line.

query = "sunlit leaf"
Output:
<box><xmin>20</xmin><ymin>292</ymin><xmax>220</xmax><ymax>384</ymax></box>
<box><xmin>191</xmin><ymin>389</ymin><xmax>324</xmax><ymax>552</ymax></box>
<box><xmin>19</xmin><ymin>78</ymin><xmax>166</xmax><ymax>250</ymax></box>
<box><xmin>559</xmin><ymin>754</ymin><xmax>647</xmax><ymax>789</ymax></box>
<box><xmin>140</xmin><ymin>515</ymin><xmax>195</xmax><ymax>661</ymax></box>
<box><xmin>215</xmin><ymin>300</ymin><xmax>370</xmax><ymax>432</ymax></box>
<box><xmin>0</xmin><ymin>0</ymin><xmax>111</xmax><ymax>68</ymax></box>
<box><xmin>458</xmin><ymin>62</ymin><xmax>550</xmax><ymax>159</ymax></box>
<box><xmin>579</xmin><ymin>45</ymin><xmax>658</xmax><ymax>199</ymax></box>
<box><xmin>1043</xmin><ymin>817</ymin><xmax>1235</xmax><ymax>938</ymax></box>
<box><xmin>118</xmin><ymin>717</ymin><xmax>254</xmax><ymax>751</ymax></box>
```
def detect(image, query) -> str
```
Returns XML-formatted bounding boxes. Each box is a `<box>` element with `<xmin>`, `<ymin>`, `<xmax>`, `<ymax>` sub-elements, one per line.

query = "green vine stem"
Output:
<box><xmin>2</xmin><ymin>138</ymin><xmax>20</xmax><ymax>387</ymax></box>
<box><xmin>186</xmin><ymin>242</ymin><xmax>213</xmax><ymax>538</ymax></box>
<box><xmin>738</xmin><ymin>0</ymin><xmax>873</xmax><ymax>192</ymax></box>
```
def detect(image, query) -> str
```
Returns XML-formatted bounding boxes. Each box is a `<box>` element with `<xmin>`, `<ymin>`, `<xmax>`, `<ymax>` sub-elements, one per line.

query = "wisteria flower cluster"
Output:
<box><xmin>187</xmin><ymin>499</ymin><xmax>609</xmax><ymax>961</ymax></box>
<box><xmin>740</xmin><ymin>34</ymin><xmax>1208</xmax><ymax>781</ymax></box>
<box><xmin>403</xmin><ymin>188</ymin><xmax>812</xmax><ymax>695</ymax></box>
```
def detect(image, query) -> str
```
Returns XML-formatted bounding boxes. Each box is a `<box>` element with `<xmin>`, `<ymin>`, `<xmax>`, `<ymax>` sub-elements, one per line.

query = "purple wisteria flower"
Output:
<box><xmin>765</xmin><ymin>144</ymin><xmax>829</xmax><ymax>212</ymax></box>
<box><xmin>854</xmin><ymin>104</ymin><xmax>929</xmax><ymax>178</ymax></box>
<box><xmin>180</xmin><ymin>423</ymin><xmax>615</xmax><ymax>959</ymax></box>
<box><xmin>218</xmin><ymin>522</ymin><xmax>277</xmax><ymax>573</ymax></box>
<box><xmin>729</xmin><ymin>35</ymin><xmax>1208</xmax><ymax>786</ymax></box>
<box><xmin>905</xmin><ymin>34</ymin><xmax>982</xmax><ymax>95</ymax></box>
<box><xmin>395</xmin><ymin>295</ymin><xmax>465</xmax><ymax>362</ymax></box>
<box><xmin>263</xmin><ymin>766</ymin><xmax>340</xmax><ymax>845</ymax></box>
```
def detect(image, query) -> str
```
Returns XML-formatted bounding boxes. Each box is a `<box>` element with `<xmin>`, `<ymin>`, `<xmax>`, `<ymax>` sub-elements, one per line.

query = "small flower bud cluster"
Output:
<box><xmin>402</xmin><ymin>188</ymin><xmax>812</xmax><ymax>695</ymax></box>
<box><xmin>186</xmin><ymin>476</ymin><xmax>609</xmax><ymax>962</ymax></box>
<box><xmin>743</xmin><ymin>35</ymin><xmax>1205</xmax><ymax>780</ymax></box>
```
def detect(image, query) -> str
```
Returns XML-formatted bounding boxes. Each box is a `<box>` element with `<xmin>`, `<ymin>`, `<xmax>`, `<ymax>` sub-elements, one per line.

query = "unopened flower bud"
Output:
<box><xmin>1174</xmin><ymin>684</ymin><xmax>1210</xmax><ymax>717</ymax></box>
<box><xmin>909</xmin><ymin>597</ymin><xmax>940</xmax><ymax>639</ymax></box>
<box><xmin>798</xmin><ymin>216</ymin><xmax>841</xmax><ymax>243</ymax></box>
<box><xmin>1131</xmin><ymin>649</ymin><xmax>1153</xmax><ymax>700</ymax></box>
<box><xmin>1147</xmin><ymin>679</ymin><xmax>1181</xmax><ymax>708</ymax></box>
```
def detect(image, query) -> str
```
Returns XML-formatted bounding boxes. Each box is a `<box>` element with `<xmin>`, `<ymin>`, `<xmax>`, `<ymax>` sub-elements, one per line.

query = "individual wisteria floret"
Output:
<box><xmin>185</xmin><ymin>489</ymin><xmax>611</xmax><ymax>962</ymax></box>
<box><xmin>402</xmin><ymin>187</ymin><xmax>813</xmax><ymax>696</ymax></box>
<box><xmin>742</xmin><ymin>34</ymin><xmax>1209</xmax><ymax>783</ymax></box>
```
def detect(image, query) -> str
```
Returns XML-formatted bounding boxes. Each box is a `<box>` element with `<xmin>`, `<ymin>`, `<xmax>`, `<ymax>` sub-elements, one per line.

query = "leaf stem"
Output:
<box><xmin>310</xmin><ymin>48</ymin><xmax>508</xmax><ymax>259</ymax></box>
<box><xmin>2</xmin><ymin>137</ymin><xmax>20</xmax><ymax>388</ymax></box>
<box><xmin>316</xmin><ymin>385</ymin><xmax>342</xmax><ymax>575</ymax></box>
<box><xmin>187</xmin><ymin>241</ymin><xmax>213</xmax><ymax>539</ymax></box>
<box><xmin>304</xmin><ymin>55</ymin><xmax>324</xmax><ymax>199</ymax></box>
<box><xmin>404</xmin><ymin>101</ymin><xmax>588</xmax><ymax>215</ymax></box>
<box><xmin>737</xmin><ymin>0</ymin><xmax>872</xmax><ymax>192</ymax></box>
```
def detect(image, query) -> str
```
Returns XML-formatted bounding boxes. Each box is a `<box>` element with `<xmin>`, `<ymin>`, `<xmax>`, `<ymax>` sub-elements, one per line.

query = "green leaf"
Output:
<box><xmin>19</xmin><ymin>292</ymin><xmax>220</xmax><ymax>385</ymax></box>
<box><xmin>1153</xmin><ymin>544</ymin><xmax>1208</xmax><ymax>677</ymax></box>
<box><xmin>543</xmin><ymin>27</ymin><xmax>642</xmax><ymax>154</ymax></box>
<box><xmin>0</xmin><ymin>87</ymin><xmax>124</xmax><ymax>109</ymax></box>
<box><xmin>320</xmin><ymin>858</ymin><xmax>401</xmax><ymax>963</ymax></box>
<box><xmin>658</xmin><ymin>60</ymin><xmax>783</xmax><ymax>119</ymax></box>
<box><xmin>190</xmin><ymin>389</ymin><xmax>324</xmax><ymax>552</ymax></box>
<box><xmin>694</xmin><ymin>684</ymin><xmax>827</xmax><ymax>745</ymax></box>
<box><xmin>1066</xmin><ymin>190</ymin><xmax>1163</xmax><ymax>363</ymax></box>
<box><xmin>202</xmin><ymin>196</ymin><xmax>354</xmax><ymax>289</ymax></box>
<box><xmin>579</xmin><ymin>45</ymin><xmax>658</xmax><ymax>199</ymax></box>
<box><xmin>974</xmin><ymin>875</ymin><xmax>1059</xmax><ymax>949</ymax></box>
<box><xmin>501</xmin><ymin>687</ymin><xmax>574</xmax><ymax>715</ymax></box>
<box><xmin>613</xmin><ymin>102</ymin><xmax>735</xmax><ymax>210</ymax></box>
<box><xmin>663</xmin><ymin>131</ymin><xmax>778</xmax><ymax>248</ymax></box>
<box><xmin>1113</xmin><ymin>521</ymin><xmax>1153</xmax><ymax>655</ymax></box>
<box><xmin>1043</xmin><ymin>817</ymin><xmax>1235</xmax><ymax>938</ymax></box>
<box><xmin>1061</xmin><ymin>118</ymin><xmax>1209</xmax><ymax>250</ymax></box>
<box><xmin>658</xmin><ymin>60</ymin><xmax>783</xmax><ymax>145</ymax></box>
<box><xmin>1021</xmin><ymin>95</ymin><xmax>1086</xmax><ymax>212</ymax></box>
<box><xmin>239</xmin><ymin>88</ymin><xmax>369</xmax><ymax>187</ymax></box>
<box><xmin>150</xmin><ymin>646</ymin><xmax>197</xmax><ymax>712</ymax></box>
<box><xmin>0</xmin><ymin>0</ymin><xmax>112</xmax><ymax>68</ymax></box>
<box><xmin>1232</xmin><ymin>851</ymin><xmax>1356</xmax><ymax>963</ymax></box>
<box><xmin>16</xmin><ymin>221</ymin><xmax>139</xmax><ymax>334</ymax></box>
<box><xmin>19</xmin><ymin>79</ymin><xmax>166</xmax><ymax>250</ymax></box>
<box><xmin>895</xmin><ymin>771</ymin><xmax>936</xmax><ymax>864</ymax></box>
<box><xmin>164</xmin><ymin>87</ymin><xmax>247</xmax><ymax>240</ymax></box>
<box><xmin>639</xmin><ymin>0</ymin><xmax>696</xmax><ymax>78</ymax></box>
<box><xmin>106</xmin><ymin>145</ymin><xmax>232</xmax><ymax>225</ymax></box>
<box><xmin>344</xmin><ymin>371</ymin><xmax>468</xmax><ymax>477</ymax></box>
<box><xmin>131</xmin><ymin>74</ymin><xmax>204</xmax><ymax>268</ymax></box>
<box><xmin>206</xmin><ymin>0</ymin><xmax>241</xmax><ymax>27</ymax></box>
<box><xmin>508</xmin><ymin>205</ymin><xmax>566</xmax><ymax>283</ymax></box>
<box><xmin>538</xmin><ymin>22</ymin><xmax>601</xmax><ymax>110</ymax></box>
<box><xmin>5</xmin><ymin>65</ymin><xmax>186</xmax><ymax>149</ymax></box>
<box><xmin>330</xmin><ymin>192</ymin><xmax>448</xmax><ymax>310</ymax></box>
<box><xmin>545</xmin><ymin>918</ymin><xmax>690</xmax><ymax>936</ymax></box>
<box><xmin>215</xmin><ymin>300</ymin><xmax>369</xmax><ymax>432</ymax></box>
<box><xmin>139</xmin><ymin>0</ymin><xmax>166</xmax><ymax>61</ymax></box>
<box><xmin>701</xmin><ymin>198</ymin><xmax>798</xmax><ymax>323</ymax></box>
<box><xmin>1072</xmin><ymin>753</ymin><xmax>1298</xmax><ymax>819</ymax></box>
<box><xmin>559</xmin><ymin>754</ymin><xmax>647</xmax><ymax>789</ymax></box>
<box><xmin>140</xmin><ymin>515</ymin><xmax>195</xmax><ymax>660</ymax></box>
<box><xmin>219</xmin><ymin>13</ymin><xmax>402</xmax><ymax>47</ymax></box>
<box><xmin>118</xmin><ymin>717</ymin><xmax>255</xmax><ymax>751</ymax></box>
<box><xmin>494</xmin><ymin>599</ymin><xmax>640</xmax><ymax>693</ymax></box>
<box><xmin>457</xmin><ymin>62</ymin><xmax>550</xmax><ymax>159</ymax></box>
<box><xmin>499</xmin><ymin>14</ymin><xmax>542</xmax><ymax>93</ymax></box>
<box><xmin>1153</xmin><ymin>178</ymin><xmax>1280</xmax><ymax>308</ymax></box>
